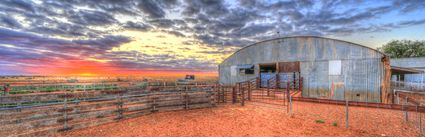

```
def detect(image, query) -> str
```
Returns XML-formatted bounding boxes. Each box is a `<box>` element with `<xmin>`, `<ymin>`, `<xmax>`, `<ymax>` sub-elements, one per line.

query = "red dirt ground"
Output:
<box><xmin>54</xmin><ymin>101</ymin><xmax>418</xmax><ymax>137</ymax></box>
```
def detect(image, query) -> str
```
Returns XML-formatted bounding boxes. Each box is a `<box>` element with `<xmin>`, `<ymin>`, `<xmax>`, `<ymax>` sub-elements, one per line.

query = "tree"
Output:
<box><xmin>377</xmin><ymin>40</ymin><xmax>425</xmax><ymax>58</ymax></box>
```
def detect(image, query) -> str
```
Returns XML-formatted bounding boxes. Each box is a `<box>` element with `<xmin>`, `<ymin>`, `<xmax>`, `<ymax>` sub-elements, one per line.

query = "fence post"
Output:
<box><xmin>220</xmin><ymin>86</ymin><xmax>223</xmax><ymax>103</ymax></box>
<box><xmin>276</xmin><ymin>73</ymin><xmax>279</xmax><ymax>89</ymax></box>
<box><xmin>185</xmin><ymin>86</ymin><xmax>189</xmax><ymax>109</ymax></box>
<box><xmin>232</xmin><ymin>86</ymin><xmax>236</xmax><ymax>104</ymax></box>
<box><xmin>405</xmin><ymin>96</ymin><xmax>409</xmax><ymax>122</ymax></box>
<box><xmin>152</xmin><ymin>90</ymin><xmax>158</xmax><ymax>112</ymax></box>
<box><xmin>63</xmin><ymin>93</ymin><xmax>68</xmax><ymax>131</ymax></box>
<box><xmin>238</xmin><ymin>83</ymin><xmax>242</xmax><ymax>104</ymax></box>
<box><xmin>241</xmin><ymin>86</ymin><xmax>245</xmax><ymax>106</ymax></box>
<box><xmin>256</xmin><ymin>77</ymin><xmax>260</xmax><ymax>89</ymax></box>
<box><xmin>300</xmin><ymin>77</ymin><xmax>303</xmax><ymax>93</ymax></box>
<box><xmin>248</xmin><ymin>81</ymin><xmax>251</xmax><ymax>101</ymax></box>
<box><xmin>346</xmin><ymin>100</ymin><xmax>349</xmax><ymax>128</ymax></box>
<box><xmin>287</xmin><ymin>81</ymin><xmax>290</xmax><ymax>103</ymax></box>
<box><xmin>222</xmin><ymin>86</ymin><xmax>225</xmax><ymax>103</ymax></box>
<box><xmin>289</xmin><ymin>95</ymin><xmax>292</xmax><ymax>114</ymax></box>
<box><xmin>419</xmin><ymin>112</ymin><xmax>422</xmax><ymax>137</ymax></box>
<box><xmin>397</xmin><ymin>91</ymin><xmax>400</xmax><ymax>104</ymax></box>
<box><xmin>267</xmin><ymin>81</ymin><xmax>270</xmax><ymax>96</ymax></box>
<box><xmin>17</xmin><ymin>102</ymin><xmax>22</xmax><ymax>112</ymax></box>
<box><xmin>210</xmin><ymin>86</ymin><xmax>215</xmax><ymax>107</ymax></box>
<box><xmin>116</xmin><ymin>92</ymin><xmax>123</xmax><ymax>120</ymax></box>
<box><xmin>218</xmin><ymin>86</ymin><xmax>221</xmax><ymax>103</ymax></box>
<box><xmin>274</xmin><ymin>76</ymin><xmax>278</xmax><ymax>98</ymax></box>
<box><xmin>215</xmin><ymin>84</ymin><xmax>219</xmax><ymax>105</ymax></box>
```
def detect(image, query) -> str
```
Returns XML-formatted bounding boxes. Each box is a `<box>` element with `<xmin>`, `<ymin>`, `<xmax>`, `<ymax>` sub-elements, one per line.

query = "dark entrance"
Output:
<box><xmin>259</xmin><ymin>63</ymin><xmax>276</xmax><ymax>88</ymax></box>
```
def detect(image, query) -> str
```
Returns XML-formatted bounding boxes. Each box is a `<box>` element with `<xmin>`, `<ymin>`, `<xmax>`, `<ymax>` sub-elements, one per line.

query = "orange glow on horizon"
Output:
<box><xmin>20</xmin><ymin>59</ymin><xmax>217</xmax><ymax>77</ymax></box>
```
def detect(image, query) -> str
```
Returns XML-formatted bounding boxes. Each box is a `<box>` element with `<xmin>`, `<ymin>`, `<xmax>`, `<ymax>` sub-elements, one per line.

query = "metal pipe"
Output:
<box><xmin>241</xmin><ymin>84</ymin><xmax>245</xmax><ymax>106</ymax></box>
<box><xmin>419</xmin><ymin>113</ymin><xmax>422</xmax><ymax>137</ymax></box>
<box><xmin>289</xmin><ymin>95</ymin><xmax>292</xmax><ymax>114</ymax></box>
<box><xmin>232</xmin><ymin>86</ymin><xmax>236</xmax><ymax>104</ymax></box>
<box><xmin>267</xmin><ymin>81</ymin><xmax>270</xmax><ymax>96</ymax></box>
<box><xmin>248</xmin><ymin>81</ymin><xmax>251</xmax><ymax>101</ymax></box>
<box><xmin>346</xmin><ymin>100</ymin><xmax>349</xmax><ymax>128</ymax></box>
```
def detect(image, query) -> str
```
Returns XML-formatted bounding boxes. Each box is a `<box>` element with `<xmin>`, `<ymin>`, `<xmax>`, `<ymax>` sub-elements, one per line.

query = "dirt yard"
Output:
<box><xmin>54</xmin><ymin>101</ymin><xmax>418</xmax><ymax>137</ymax></box>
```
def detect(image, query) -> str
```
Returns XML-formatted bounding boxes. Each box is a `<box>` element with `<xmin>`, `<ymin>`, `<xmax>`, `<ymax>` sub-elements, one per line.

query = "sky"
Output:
<box><xmin>0</xmin><ymin>0</ymin><xmax>425</xmax><ymax>76</ymax></box>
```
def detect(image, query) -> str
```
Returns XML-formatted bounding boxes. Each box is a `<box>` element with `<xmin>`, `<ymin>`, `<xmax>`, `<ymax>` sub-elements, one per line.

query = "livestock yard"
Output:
<box><xmin>0</xmin><ymin>76</ymin><xmax>424</xmax><ymax>137</ymax></box>
<box><xmin>1</xmin><ymin>37</ymin><xmax>425</xmax><ymax>136</ymax></box>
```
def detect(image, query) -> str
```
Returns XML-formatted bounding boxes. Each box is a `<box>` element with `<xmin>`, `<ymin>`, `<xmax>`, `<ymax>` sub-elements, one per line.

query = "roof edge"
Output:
<box><xmin>219</xmin><ymin>36</ymin><xmax>387</xmax><ymax>65</ymax></box>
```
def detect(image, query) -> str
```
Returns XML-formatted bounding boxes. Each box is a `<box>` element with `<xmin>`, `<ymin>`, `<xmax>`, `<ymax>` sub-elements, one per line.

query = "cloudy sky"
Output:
<box><xmin>0</xmin><ymin>0</ymin><xmax>425</xmax><ymax>76</ymax></box>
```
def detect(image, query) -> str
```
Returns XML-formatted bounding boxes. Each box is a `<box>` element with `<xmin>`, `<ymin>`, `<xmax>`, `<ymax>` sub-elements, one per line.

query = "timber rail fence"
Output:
<box><xmin>0</xmin><ymin>81</ymin><xmax>216</xmax><ymax>96</ymax></box>
<box><xmin>2</xmin><ymin>77</ymin><xmax>425</xmax><ymax>136</ymax></box>
<box><xmin>0</xmin><ymin>85</ymin><xmax>220</xmax><ymax>137</ymax></box>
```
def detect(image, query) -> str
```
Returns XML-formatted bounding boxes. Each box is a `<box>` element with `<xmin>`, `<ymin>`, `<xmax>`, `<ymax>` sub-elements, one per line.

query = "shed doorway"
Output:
<box><xmin>259</xmin><ymin>63</ymin><xmax>276</xmax><ymax>88</ymax></box>
<box><xmin>278</xmin><ymin>62</ymin><xmax>301</xmax><ymax>89</ymax></box>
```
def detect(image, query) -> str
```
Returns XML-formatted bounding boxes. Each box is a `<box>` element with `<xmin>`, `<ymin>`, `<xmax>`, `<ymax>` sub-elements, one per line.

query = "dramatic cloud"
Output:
<box><xmin>0</xmin><ymin>0</ymin><xmax>425</xmax><ymax>76</ymax></box>
<box><xmin>138</xmin><ymin>0</ymin><xmax>166</xmax><ymax>18</ymax></box>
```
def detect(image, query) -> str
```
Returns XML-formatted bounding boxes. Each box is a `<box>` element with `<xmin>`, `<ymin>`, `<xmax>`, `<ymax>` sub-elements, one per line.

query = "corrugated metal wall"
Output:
<box><xmin>219</xmin><ymin>36</ymin><xmax>385</xmax><ymax>103</ymax></box>
<box><xmin>300</xmin><ymin>58</ymin><xmax>382</xmax><ymax>102</ymax></box>
<box><xmin>405</xmin><ymin>74</ymin><xmax>425</xmax><ymax>83</ymax></box>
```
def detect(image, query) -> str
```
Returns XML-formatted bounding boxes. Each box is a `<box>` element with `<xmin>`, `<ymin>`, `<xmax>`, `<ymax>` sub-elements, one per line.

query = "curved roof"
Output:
<box><xmin>220</xmin><ymin>36</ymin><xmax>386</xmax><ymax>64</ymax></box>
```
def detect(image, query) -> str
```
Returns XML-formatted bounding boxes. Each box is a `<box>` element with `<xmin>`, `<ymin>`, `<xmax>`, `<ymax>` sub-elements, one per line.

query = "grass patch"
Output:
<box><xmin>332</xmin><ymin>121</ymin><xmax>338</xmax><ymax>126</ymax></box>
<box><xmin>315</xmin><ymin>119</ymin><xmax>325</xmax><ymax>123</ymax></box>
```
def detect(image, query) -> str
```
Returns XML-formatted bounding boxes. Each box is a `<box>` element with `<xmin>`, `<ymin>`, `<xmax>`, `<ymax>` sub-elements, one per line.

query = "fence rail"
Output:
<box><xmin>234</xmin><ymin>76</ymin><xmax>424</xmax><ymax>136</ymax></box>
<box><xmin>0</xmin><ymin>81</ymin><xmax>218</xmax><ymax>96</ymax></box>
<box><xmin>3</xmin><ymin>77</ymin><xmax>425</xmax><ymax>137</ymax></box>
<box><xmin>0</xmin><ymin>85</ymin><xmax>218</xmax><ymax>137</ymax></box>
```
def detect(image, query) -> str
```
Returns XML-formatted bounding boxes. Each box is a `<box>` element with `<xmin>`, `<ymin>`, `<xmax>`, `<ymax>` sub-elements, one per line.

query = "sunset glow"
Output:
<box><xmin>0</xmin><ymin>0</ymin><xmax>424</xmax><ymax>77</ymax></box>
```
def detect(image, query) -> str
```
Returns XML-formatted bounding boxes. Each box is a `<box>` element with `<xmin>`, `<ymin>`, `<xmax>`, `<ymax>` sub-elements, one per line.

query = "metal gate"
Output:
<box><xmin>235</xmin><ymin>76</ymin><xmax>303</xmax><ymax>106</ymax></box>
<box><xmin>221</xmin><ymin>70</ymin><xmax>303</xmax><ymax>107</ymax></box>
<box><xmin>260</xmin><ymin>73</ymin><xmax>275</xmax><ymax>88</ymax></box>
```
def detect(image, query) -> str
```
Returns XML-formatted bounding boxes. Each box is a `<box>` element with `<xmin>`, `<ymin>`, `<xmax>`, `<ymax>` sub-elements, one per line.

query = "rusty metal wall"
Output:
<box><xmin>279</xmin><ymin>62</ymin><xmax>300</xmax><ymax>72</ymax></box>
<box><xmin>300</xmin><ymin>58</ymin><xmax>382</xmax><ymax>102</ymax></box>
<box><xmin>219</xmin><ymin>36</ymin><xmax>385</xmax><ymax>103</ymax></box>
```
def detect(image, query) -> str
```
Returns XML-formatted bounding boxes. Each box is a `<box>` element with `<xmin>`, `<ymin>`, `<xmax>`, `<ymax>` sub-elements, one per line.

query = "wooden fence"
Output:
<box><xmin>0</xmin><ymin>85</ymin><xmax>218</xmax><ymax>137</ymax></box>
<box><xmin>0</xmin><ymin>81</ymin><xmax>218</xmax><ymax>96</ymax></box>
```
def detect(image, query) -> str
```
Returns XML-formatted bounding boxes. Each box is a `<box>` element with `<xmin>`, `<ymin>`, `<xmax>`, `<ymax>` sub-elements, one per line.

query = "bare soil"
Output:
<box><xmin>54</xmin><ymin>101</ymin><xmax>418</xmax><ymax>137</ymax></box>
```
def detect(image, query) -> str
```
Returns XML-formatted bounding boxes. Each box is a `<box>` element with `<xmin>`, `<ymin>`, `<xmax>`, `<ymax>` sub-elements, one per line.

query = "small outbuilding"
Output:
<box><xmin>391</xmin><ymin>57</ymin><xmax>425</xmax><ymax>83</ymax></box>
<box><xmin>219</xmin><ymin>36</ymin><xmax>392</xmax><ymax>103</ymax></box>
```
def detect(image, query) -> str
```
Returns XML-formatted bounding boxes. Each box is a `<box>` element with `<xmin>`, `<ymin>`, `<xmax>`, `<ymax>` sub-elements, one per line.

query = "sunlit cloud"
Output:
<box><xmin>0</xmin><ymin>0</ymin><xmax>425</xmax><ymax>76</ymax></box>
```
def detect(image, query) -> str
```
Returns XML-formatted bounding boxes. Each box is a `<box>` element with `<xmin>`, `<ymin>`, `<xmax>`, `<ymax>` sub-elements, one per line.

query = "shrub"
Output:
<box><xmin>315</xmin><ymin>120</ymin><xmax>325</xmax><ymax>123</ymax></box>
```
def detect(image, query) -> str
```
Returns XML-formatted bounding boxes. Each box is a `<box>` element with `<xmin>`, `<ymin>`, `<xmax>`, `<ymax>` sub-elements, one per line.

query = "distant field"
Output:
<box><xmin>0</xmin><ymin>75</ymin><xmax>218</xmax><ymax>83</ymax></box>
<box><xmin>0</xmin><ymin>76</ymin><xmax>218</xmax><ymax>95</ymax></box>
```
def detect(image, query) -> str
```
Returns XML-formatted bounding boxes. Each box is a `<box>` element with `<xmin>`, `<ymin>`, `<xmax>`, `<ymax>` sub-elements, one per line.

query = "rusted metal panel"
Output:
<box><xmin>278</xmin><ymin>62</ymin><xmax>300</xmax><ymax>72</ymax></box>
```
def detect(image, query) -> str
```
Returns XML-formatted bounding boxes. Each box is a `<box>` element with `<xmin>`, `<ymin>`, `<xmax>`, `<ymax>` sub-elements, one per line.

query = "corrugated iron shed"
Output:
<box><xmin>219</xmin><ymin>36</ymin><xmax>391</xmax><ymax>103</ymax></box>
